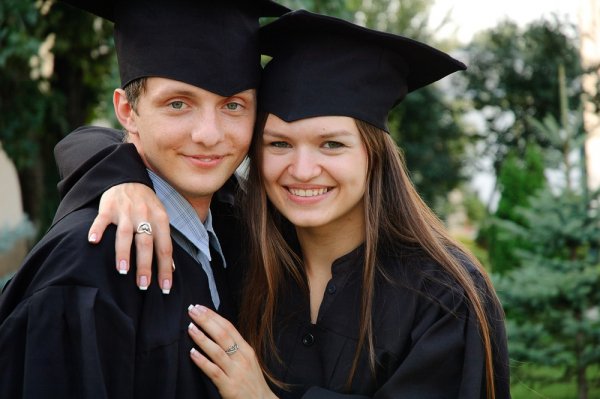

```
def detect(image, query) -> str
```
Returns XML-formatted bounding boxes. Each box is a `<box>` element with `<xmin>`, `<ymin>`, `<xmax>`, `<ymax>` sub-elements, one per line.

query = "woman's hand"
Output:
<box><xmin>87</xmin><ymin>183</ymin><xmax>174</xmax><ymax>293</ymax></box>
<box><xmin>187</xmin><ymin>305</ymin><xmax>277</xmax><ymax>399</ymax></box>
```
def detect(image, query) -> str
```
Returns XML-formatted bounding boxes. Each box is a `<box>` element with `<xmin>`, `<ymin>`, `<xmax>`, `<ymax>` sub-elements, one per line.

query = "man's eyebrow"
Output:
<box><xmin>152</xmin><ymin>88</ymin><xmax>197</xmax><ymax>98</ymax></box>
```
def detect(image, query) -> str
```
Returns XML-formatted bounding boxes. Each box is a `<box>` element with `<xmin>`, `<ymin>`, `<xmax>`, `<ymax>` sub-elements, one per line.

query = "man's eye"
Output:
<box><xmin>323</xmin><ymin>141</ymin><xmax>344</xmax><ymax>149</ymax></box>
<box><xmin>225</xmin><ymin>102</ymin><xmax>241</xmax><ymax>111</ymax></box>
<box><xmin>169</xmin><ymin>101</ymin><xmax>184</xmax><ymax>110</ymax></box>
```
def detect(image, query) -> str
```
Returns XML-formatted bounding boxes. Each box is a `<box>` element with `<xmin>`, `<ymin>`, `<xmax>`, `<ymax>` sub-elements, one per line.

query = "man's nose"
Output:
<box><xmin>190</xmin><ymin>110</ymin><xmax>224</xmax><ymax>147</ymax></box>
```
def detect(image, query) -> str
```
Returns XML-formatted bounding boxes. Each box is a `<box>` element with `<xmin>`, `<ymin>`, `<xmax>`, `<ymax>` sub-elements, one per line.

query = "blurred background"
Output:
<box><xmin>1</xmin><ymin>0</ymin><xmax>599</xmax><ymax>397</ymax></box>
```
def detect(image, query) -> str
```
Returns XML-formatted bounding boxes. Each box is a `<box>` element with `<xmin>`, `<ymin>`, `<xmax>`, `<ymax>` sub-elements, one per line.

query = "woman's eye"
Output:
<box><xmin>270</xmin><ymin>141</ymin><xmax>290</xmax><ymax>148</ymax></box>
<box><xmin>169</xmin><ymin>101</ymin><xmax>185</xmax><ymax>110</ymax></box>
<box><xmin>323</xmin><ymin>141</ymin><xmax>344</xmax><ymax>149</ymax></box>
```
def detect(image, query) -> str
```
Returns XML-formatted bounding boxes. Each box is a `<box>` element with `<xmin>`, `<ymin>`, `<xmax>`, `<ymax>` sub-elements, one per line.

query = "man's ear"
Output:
<box><xmin>113</xmin><ymin>89</ymin><xmax>138</xmax><ymax>134</ymax></box>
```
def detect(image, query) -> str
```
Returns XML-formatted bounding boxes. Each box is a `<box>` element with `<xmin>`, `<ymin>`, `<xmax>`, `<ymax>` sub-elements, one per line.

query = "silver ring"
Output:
<box><xmin>224</xmin><ymin>342</ymin><xmax>239</xmax><ymax>355</ymax></box>
<box><xmin>136</xmin><ymin>222</ymin><xmax>153</xmax><ymax>235</ymax></box>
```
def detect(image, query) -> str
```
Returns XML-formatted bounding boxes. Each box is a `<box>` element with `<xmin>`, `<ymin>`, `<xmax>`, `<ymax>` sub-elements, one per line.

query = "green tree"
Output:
<box><xmin>494</xmin><ymin>65</ymin><xmax>599</xmax><ymax>399</ymax></box>
<box><xmin>484</xmin><ymin>64</ymin><xmax>587</xmax><ymax>274</ymax></box>
<box><xmin>481</xmin><ymin>145</ymin><xmax>546</xmax><ymax>273</ymax></box>
<box><xmin>496</xmin><ymin>188</ymin><xmax>600</xmax><ymax>399</ymax></box>
<box><xmin>464</xmin><ymin>17</ymin><xmax>582</xmax><ymax>174</ymax></box>
<box><xmin>0</xmin><ymin>1</ymin><xmax>116</xmax><ymax>237</ymax></box>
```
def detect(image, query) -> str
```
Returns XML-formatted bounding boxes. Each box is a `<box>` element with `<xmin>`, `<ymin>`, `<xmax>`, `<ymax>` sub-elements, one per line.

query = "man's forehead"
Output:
<box><xmin>143</xmin><ymin>78</ymin><xmax>257</xmax><ymax>100</ymax></box>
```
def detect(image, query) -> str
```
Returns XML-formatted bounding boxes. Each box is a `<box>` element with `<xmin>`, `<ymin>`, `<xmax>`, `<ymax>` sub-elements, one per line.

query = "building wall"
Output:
<box><xmin>580</xmin><ymin>0</ymin><xmax>600</xmax><ymax>190</ymax></box>
<box><xmin>0</xmin><ymin>146</ymin><xmax>28</xmax><ymax>277</ymax></box>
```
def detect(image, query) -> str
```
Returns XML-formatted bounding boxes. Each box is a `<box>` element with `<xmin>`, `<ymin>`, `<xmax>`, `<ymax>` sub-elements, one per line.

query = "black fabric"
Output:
<box><xmin>53</xmin><ymin>126</ymin><xmax>150</xmax><ymax>226</ymax></box>
<box><xmin>259</xmin><ymin>10</ymin><xmax>466</xmax><ymax>132</ymax></box>
<box><xmin>0</xmin><ymin>207</ymin><xmax>232</xmax><ymax>399</ymax></box>
<box><xmin>269</xmin><ymin>245</ymin><xmax>511</xmax><ymax>399</ymax></box>
<box><xmin>60</xmin><ymin>0</ymin><xmax>289</xmax><ymax>95</ymax></box>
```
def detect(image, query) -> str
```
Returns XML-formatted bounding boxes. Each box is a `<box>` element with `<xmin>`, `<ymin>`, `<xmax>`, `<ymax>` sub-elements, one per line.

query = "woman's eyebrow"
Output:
<box><xmin>263</xmin><ymin>130</ymin><xmax>353</xmax><ymax>138</ymax></box>
<box><xmin>317</xmin><ymin>130</ymin><xmax>353</xmax><ymax>139</ymax></box>
<box><xmin>262</xmin><ymin>130</ymin><xmax>289</xmax><ymax>139</ymax></box>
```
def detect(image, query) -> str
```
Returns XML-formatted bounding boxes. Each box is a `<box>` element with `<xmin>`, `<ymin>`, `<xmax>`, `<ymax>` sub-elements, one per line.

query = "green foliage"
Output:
<box><xmin>495</xmin><ymin>188</ymin><xmax>600</xmax><ymax>398</ymax></box>
<box><xmin>528</xmin><ymin>111</ymin><xmax>586</xmax><ymax>192</ymax></box>
<box><xmin>481</xmin><ymin>145</ymin><xmax>546</xmax><ymax>273</ymax></box>
<box><xmin>0</xmin><ymin>1</ymin><xmax>117</xmax><ymax>235</ymax></box>
<box><xmin>496</xmin><ymin>146</ymin><xmax>546</xmax><ymax>222</ymax></box>
<box><xmin>464</xmin><ymin>17</ymin><xmax>582</xmax><ymax>172</ymax></box>
<box><xmin>462</xmin><ymin>188</ymin><xmax>488</xmax><ymax>224</ymax></box>
<box><xmin>279</xmin><ymin>0</ymin><xmax>356</xmax><ymax>19</ymax></box>
<box><xmin>390</xmin><ymin>85</ymin><xmax>468</xmax><ymax>207</ymax></box>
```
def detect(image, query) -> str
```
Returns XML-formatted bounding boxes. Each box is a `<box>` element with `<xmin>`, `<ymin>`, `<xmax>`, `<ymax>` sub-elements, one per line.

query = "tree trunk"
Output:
<box><xmin>575</xmin><ymin>308</ymin><xmax>588</xmax><ymax>399</ymax></box>
<box><xmin>577</xmin><ymin>357</ymin><xmax>588</xmax><ymax>399</ymax></box>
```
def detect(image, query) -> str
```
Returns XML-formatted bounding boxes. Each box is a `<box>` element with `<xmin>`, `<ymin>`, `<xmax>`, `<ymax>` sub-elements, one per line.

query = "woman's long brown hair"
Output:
<box><xmin>239</xmin><ymin>115</ymin><xmax>501</xmax><ymax>398</ymax></box>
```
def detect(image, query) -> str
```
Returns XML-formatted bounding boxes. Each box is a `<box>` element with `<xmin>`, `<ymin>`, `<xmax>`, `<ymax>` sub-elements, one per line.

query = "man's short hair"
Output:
<box><xmin>124</xmin><ymin>77</ymin><xmax>147</xmax><ymax>112</ymax></box>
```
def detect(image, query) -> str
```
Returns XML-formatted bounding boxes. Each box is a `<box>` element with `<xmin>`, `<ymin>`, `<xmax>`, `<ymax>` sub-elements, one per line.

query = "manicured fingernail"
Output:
<box><xmin>188</xmin><ymin>322</ymin><xmax>197</xmax><ymax>332</ymax></box>
<box><xmin>139</xmin><ymin>275</ymin><xmax>148</xmax><ymax>290</ymax></box>
<box><xmin>188</xmin><ymin>304</ymin><xmax>200</xmax><ymax>316</ymax></box>
<box><xmin>162</xmin><ymin>279</ymin><xmax>171</xmax><ymax>295</ymax></box>
<box><xmin>195</xmin><ymin>305</ymin><xmax>208</xmax><ymax>313</ymax></box>
<box><xmin>190</xmin><ymin>348</ymin><xmax>200</xmax><ymax>358</ymax></box>
<box><xmin>118</xmin><ymin>260</ymin><xmax>128</xmax><ymax>275</ymax></box>
<box><xmin>88</xmin><ymin>233</ymin><xmax>97</xmax><ymax>243</ymax></box>
<box><xmin>172</xmin><ymin>261</ymin><xmax>176</xmax><ymax>272</ymax></box>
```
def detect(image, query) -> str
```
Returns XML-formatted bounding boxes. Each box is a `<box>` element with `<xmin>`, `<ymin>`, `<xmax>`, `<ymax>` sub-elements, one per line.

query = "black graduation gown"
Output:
<box><xmin>0</xmin><ymin>206</ymin><xmax>235</xmax><ymax>399</ymax></box>
<box><xmin>270</xmin><ymin>246</ymin><xmax>511</xmax><ymax>399</ymax></box>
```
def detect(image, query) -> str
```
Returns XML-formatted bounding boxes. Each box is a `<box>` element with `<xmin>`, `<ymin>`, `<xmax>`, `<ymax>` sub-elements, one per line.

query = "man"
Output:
<box><xmin>0</xmin><ymin>1</ymin><xmax>287</xmax><ymax>398</ymax></box>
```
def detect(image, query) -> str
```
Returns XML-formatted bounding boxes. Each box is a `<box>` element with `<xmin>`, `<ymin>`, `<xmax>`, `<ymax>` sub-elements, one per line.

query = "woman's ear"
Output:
<box><xmin>113</xmin><ymin>89</ymin><xmax>138</xmax><ymax>134</ymax></box>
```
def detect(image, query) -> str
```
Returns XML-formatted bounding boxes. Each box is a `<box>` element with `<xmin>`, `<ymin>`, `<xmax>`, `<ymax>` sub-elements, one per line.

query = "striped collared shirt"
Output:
<box><xmin>147</xmin><ymin>169</ymin><xmax>226</xmax><ymax>309</ymax></box>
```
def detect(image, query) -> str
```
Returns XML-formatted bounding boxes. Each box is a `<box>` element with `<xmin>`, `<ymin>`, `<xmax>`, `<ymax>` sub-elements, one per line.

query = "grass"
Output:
<box><xmin>510</xmin><ymin>364</ymin><xmax>600</xmax><ymax>399</ymax></box>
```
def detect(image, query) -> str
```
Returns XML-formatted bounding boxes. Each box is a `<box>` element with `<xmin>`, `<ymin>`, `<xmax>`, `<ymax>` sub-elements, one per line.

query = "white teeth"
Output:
<box><xmin>289</xmin><ymin>188</ymin><xmax>328</xmax><ymax>197</ymax></box>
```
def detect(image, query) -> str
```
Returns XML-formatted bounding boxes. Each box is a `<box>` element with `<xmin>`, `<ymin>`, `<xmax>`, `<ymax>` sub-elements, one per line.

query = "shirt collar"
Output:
<box><xmin>147</xmin><ymin>169</ymin><xmax>225</xmax><ymax>266</ymax></box>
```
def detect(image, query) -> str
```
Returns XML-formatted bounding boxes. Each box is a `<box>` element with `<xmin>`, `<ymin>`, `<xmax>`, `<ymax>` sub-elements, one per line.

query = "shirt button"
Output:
<box><xmin>302</xmin><ymin>333</ymin><xmax>315</xmax><ymax>347</ymax></box>
<box><xmin>327</xmin><ymin>283</ymin><xmax>337</xmax><ymax>294</ymax></box>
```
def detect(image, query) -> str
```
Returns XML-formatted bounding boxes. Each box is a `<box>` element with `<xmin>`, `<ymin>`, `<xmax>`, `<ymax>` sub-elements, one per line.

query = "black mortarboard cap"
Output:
<box><xmin>258</xmin><ymin>10</ymin><xmax>466</xmax><ymax>132</ymax></box>
<box><xmin>61</xmin><ymin>0</ymin><xmax>290</xmax><ymax>96</ymax></box>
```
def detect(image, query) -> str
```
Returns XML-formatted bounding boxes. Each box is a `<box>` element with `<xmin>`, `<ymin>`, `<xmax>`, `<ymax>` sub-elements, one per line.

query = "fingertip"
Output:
<box><xmin>117</xmin><ymin>259</ymin><xmax>128</xmax><ymax>275</ymax></box>
<box><xmin>88</xmin><ymin>232</ymin><xmax>98</xmax><ymax>243</ymax></box>
<box><xmin>162</xmin><ymin>279</ymin><xmax>171</xmax><ymax>295</ymax></box>
<box><xmin>138</xmin><ymin>275</ymin><xmax>149</xmax><ymax>290</ymax></box>
<box><xmin>190</xmin><ymin>347</ymin><xmax>201</xmax><ymax>359</ymax></box>
<box><xmin>188</xmin><ymin>304</ymin><xmax>200</xmax><ymax>316</ymax></box>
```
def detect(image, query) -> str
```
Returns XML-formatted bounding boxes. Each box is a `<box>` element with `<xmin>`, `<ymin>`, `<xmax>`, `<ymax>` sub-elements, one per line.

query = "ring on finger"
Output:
<box><xmin>224</xmin><ymin>342</ymin><xmax>239</xmax><ymax>355</ymax></box>
<box><xmin>136</xmin><ymin>221</ymin><xmax>153</xmax><ymax>235</ymax></box>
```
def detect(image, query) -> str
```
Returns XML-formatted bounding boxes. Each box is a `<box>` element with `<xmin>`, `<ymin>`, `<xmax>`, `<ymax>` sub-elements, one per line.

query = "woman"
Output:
<box><xmin>70</xmin><ymin>9</ymin><xmax>510</xmax><ymax>399</ymax></box>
